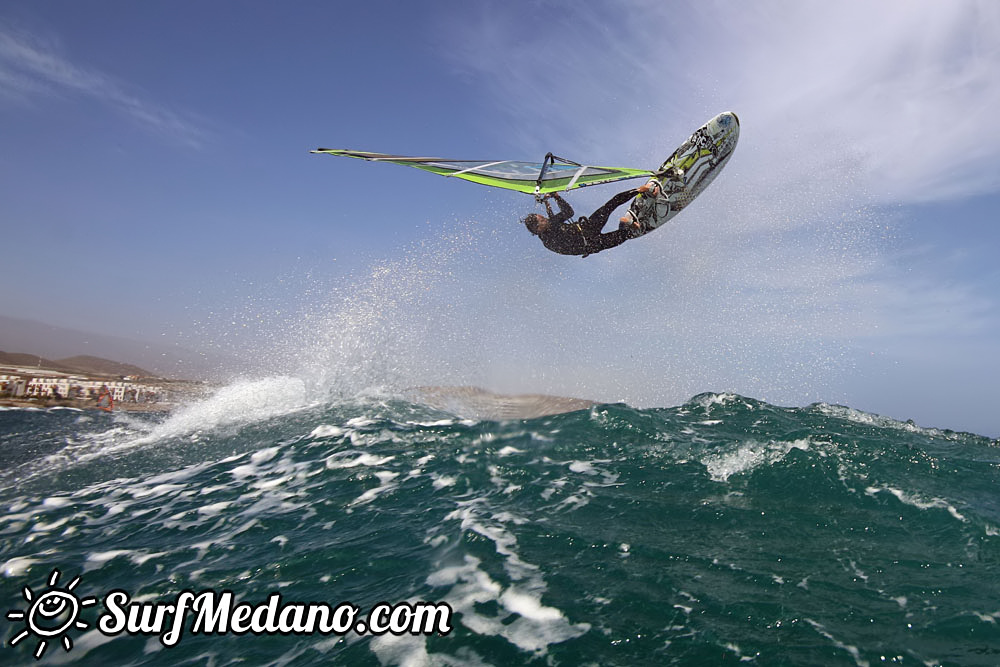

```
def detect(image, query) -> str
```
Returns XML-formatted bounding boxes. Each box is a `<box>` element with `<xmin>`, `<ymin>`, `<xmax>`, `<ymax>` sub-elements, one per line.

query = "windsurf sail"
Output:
<box><xmin>311</xmin><ymin>149</ymin><xmax>653</xmax><ymax>196</ymax></box>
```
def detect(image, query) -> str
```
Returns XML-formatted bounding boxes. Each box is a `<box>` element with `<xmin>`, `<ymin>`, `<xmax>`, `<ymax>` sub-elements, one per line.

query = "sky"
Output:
<box><xmin>1</xmin><ymin>1</ymin><xmax>999</xmax><ymax>436</ymax></box>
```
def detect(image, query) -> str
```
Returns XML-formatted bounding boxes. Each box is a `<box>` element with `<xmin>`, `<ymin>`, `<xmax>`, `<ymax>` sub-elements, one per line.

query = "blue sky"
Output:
<box><xmin>1</xmin><ymin>1</ymin><xmax>999</xmax><ymax>436</ymax></box>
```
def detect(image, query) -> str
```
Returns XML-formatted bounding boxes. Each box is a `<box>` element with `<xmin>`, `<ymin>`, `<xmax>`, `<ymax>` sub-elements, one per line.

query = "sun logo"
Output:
<box><xmin>6</xmin><ymin>569</ymin><xmax>97</xmax><ymax>659</ymax></box>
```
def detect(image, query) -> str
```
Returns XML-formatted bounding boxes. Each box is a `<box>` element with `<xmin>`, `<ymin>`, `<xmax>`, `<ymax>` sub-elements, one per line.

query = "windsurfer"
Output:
<box><xmin>96</xmin><ymin>385</ymin><xmax>113</xmax><ymax>412</ymax></box>
<box><xmin>522</xmin><ymin>182</ymin><xmax>660</xmax><ymax>257</ymax></box>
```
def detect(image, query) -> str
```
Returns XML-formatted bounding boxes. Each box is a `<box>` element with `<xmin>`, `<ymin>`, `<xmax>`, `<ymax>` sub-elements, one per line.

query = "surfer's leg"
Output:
<box><xmin>584</xmin><ymin>189</ymin><xmax>640</xmax><ymax>234</ymax></box>
<box><xmin>620</xmin><ymin>181</ymin><xmax>659</xmax><ymax>227</ymax></box>
<box><xmin>591</xmin><ymin>229</ymin><xmax>629</xmax><ymax>253</ymax></box>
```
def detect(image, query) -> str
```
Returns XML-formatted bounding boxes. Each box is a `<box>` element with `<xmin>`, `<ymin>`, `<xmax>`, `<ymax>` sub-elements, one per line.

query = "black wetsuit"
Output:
<box><xmin>535</xmin><ymin>190</ymin><xmax>639</xmax><ymax>256</ymax></box>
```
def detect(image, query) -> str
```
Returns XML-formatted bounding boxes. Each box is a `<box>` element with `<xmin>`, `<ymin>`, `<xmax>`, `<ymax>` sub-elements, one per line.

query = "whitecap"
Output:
<box><xmin>1</xmin><ymin>556</ymin><xmax>39</xmax><ymax>577</ymax></box>
<box><xmin>432</xmin><ymin>475</ymin><xmax>457</xmax><ymax>489</ymax></box>
<box><xmin>309</xmin><ymin>424</ymin><xmax>345</xmax><ymax>439</ymax></box>
<box><xmin>251</xmin><ymin>446</ymin><xmax>280</xmax><ymax>465</ymax></box>
<box><xmin>702</xmin><ymin>438</ymin><xmax>811</xmax><ymax>482</ymax></box>
<box><xmin>865</xmin><ymin>485</ymin><xmax>966</xmax><ymax>522</ymax></box>
<box><xmin>325</xmin><ymin>452</ymin><xmax>396</xmax><ymax>469</ymax></box>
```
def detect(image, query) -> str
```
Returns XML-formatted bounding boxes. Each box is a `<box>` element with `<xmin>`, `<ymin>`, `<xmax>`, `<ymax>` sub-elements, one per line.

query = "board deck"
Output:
<box><xmin>628</xmin><ymin>111</ymin><xmax>740</xmax><ymax>234</ymax></box>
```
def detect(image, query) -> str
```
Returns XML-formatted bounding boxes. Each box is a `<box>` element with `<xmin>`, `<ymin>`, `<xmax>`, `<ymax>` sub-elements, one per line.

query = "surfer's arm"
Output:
<box><xmin>546</xmin><ymin>193</ymin><xmax>574</xmax><ymax>225</ymax></box>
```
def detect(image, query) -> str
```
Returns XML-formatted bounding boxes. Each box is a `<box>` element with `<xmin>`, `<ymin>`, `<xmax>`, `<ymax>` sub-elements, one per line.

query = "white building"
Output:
<box><xmin>1</xmin><ymin>369</ymin><xmax>161</xmax><ymax>404</ymax></box>
<box><xmin>0</xmin><ymin>374</ymin><xmax>28</xmax><ymax>397</ymax></box>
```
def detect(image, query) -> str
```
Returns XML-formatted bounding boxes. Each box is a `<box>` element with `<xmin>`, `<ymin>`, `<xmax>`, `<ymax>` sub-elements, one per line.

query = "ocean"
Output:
<box><xmin>2</xmin><ymin>388</ymin><xmax>999</xmax><ymax>666</ymax></box>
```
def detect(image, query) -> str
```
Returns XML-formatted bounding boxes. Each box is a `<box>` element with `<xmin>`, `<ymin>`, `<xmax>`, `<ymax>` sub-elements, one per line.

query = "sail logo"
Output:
<box><xmin>6</xmin><ymin>570</ymin><xmax>452</xmax><ymax>660</ymax></box>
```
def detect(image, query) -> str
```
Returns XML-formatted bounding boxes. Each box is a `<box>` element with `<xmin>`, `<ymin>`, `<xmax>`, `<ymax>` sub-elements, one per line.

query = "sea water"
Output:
<box><xmin>2</xmin><ymin>389</ymin><xmax>999</xmax><ymax>666</ymax></box>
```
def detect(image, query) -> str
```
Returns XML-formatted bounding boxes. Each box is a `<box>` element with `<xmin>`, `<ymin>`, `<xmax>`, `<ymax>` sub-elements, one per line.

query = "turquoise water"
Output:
<box><xmin>2</xmin><ymin>391</ymin><xmax>999</xmax><ymax>665</ymax></box>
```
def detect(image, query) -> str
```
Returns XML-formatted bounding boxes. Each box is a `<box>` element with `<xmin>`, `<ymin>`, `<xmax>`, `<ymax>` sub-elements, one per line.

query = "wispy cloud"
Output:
<box><xmin>446</xmin><ymin>1</ymin><xmax>1000</xmax><ymax>206</ymax></box>
<box><xmin>0</xmin><ymin>24</ymin><xmax>210</xmax><ymax>148</ymax></box>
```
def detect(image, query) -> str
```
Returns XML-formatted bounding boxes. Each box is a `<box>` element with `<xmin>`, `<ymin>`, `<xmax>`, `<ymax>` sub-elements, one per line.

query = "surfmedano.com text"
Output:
<box><xmin>98</xmin><ymin>590</ymin><xmax>453</xmax><ymax>647</ymax></box>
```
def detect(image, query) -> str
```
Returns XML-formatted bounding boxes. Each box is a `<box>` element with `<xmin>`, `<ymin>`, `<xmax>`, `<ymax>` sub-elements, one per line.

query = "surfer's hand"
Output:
<box><xmin>637</xmin><ymin>182</ymin><xmax>661</xmax><ymax>197</ymax></box>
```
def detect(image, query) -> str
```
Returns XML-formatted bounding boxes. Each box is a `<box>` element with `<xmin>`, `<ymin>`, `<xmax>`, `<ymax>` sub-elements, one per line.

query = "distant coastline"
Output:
<box><xmin>0</xmin><ymin>350</ymin><xmax>208</xmax><ymax>414</ymax></box>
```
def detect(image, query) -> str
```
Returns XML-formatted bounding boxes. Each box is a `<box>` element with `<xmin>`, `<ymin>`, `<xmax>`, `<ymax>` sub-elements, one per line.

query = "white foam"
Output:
<box><xmin>31</xmin><ymin>516</ymin><xmax>70</xmax><ymax>532</ymax></box>
<box><xmin>568</xmin><ymin>461</ymin><xmax>598</xmax><ymax>475</ymax></box>
<box><xmin>325</xmin><ymin>452</ymin><xmax>396</xmax><ymax>469</ymax></box>
<box><xmin>369</xmin><ymin>633</ymin><xmax>433</xmax><ymax>667</ymax></box>
<box><xmin>432</xmin><ymin>475</ymin><xmax>457</xmax><ymax>489</ymax></box>
<box><xmin>1</xmin><ymin>556</ymin><xmax>39</xmax><ymax>577</ymax></box>
<box><xmin>865</xmin><ymin>485</ymin><xmax>967</xmax><ymax>522</ymax></box>
<box><xmin>350</xmin><ymin>471</ymin><xmax>400</xmax><ymax>507</ymax></box>
<box><xmin>498</xmin><ymin>587</ymin><xmax>585</xmax><ymax>652</ymax></box>
<box><xmin>84</xmin><ymin>550</ymin><xmax>132</xmax><ymax>572</ymax></box>
<box><xmin>497</xmin><ymin>446</ymin><xmax>524</xmax><ymax>457</ymax></box>
<box><xmin>132</xmin><ymin>552</ymin><xmax>165</xmax><ymax>566</ymax></box>
<box><xmin>814</xmin><ymin>403</ymin><xmax>953</xmax><ymax>439</ymax></box>
<box><xmin>230</xmin><ymin>463</ymin><xmax>258</xmax><ymax>479</ymax></box>
<box><xmin>805</xmin><ymin>619</ymin><xmax>869</xmax><ymax>667</ymax></box>
<box><xmin>694</xmin><ymin>393</ymin><xmax>743</xmax><ymax>410</ymax></box>
<box><xmin>553</xmin><ymin>494</ymin><xmax>589</xmax><ymax>512</ymax></box>
<box><xmin>426</xmin><ymin>555</ymin><xmax>588</xmax><ymax>657</ymax></box>
<box><xmin>253</xmin><ymin>474</ymin><xmax>293</xmax><ymax>491</ymax></box>
<box><xmin>702</xmin><ymin>439</ymin><xmax>811</xmax><ymax>482</ymax></box>
<box><xmin>407</xmin><ymin>419</ymin><xmax>455</xmax><ymax>427</ymax></box>
<box><xmin>198</xmin><ymin>501</ymin><xmax>233</xmax><ymax>516</ymax></box>
<box><xmin>309</xmin><ymin>424</ymin><xmax>345</xmax><ymax>438</ymax></box>
<box><xmin>130</xmin><ymin>483</ymin><xmax>185</xmax><ymax>499</ymax></box>
<box><xmin>251</xmin><ymin>447</ymin><xmax>280</xmax><ymax>464</ymax></box>
<box><xmin>847</xmin><ymin>560</ymin><xmax>868</xmax><ymax>583</ymax></box>
<box><xmin>973</xmin><ymin>611</ymin><xmax>1000</xmax><ymax>623</ymax></box>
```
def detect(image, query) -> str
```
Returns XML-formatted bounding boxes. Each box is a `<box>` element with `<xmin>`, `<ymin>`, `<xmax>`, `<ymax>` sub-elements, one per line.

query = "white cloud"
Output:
<box><xmin>720</xmin><ymin>1</ymin><xmax>1000</xmax><ymax>205</ymax></box>
<box><xmin>0</xmin><ymin>24</ymin><xmax>210</xmax><ymax>148</ymax></box>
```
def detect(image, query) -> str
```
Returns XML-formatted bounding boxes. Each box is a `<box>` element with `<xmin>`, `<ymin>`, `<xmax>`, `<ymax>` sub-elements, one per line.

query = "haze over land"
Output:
<box><xmin>0</xmin><ymin>315</ymin><xmax>234</xmax><ymax>380</ymax></box>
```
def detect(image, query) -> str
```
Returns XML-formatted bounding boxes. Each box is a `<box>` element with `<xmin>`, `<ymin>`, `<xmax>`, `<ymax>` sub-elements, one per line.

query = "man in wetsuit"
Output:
<box><xmin>522</xmin><ymin>182</ymin><xmax>660</xmax><ymax>257</ymax></box>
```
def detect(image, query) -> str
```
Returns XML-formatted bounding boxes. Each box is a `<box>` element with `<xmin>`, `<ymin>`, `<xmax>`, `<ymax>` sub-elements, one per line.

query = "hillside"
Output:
<box><xmin>55</xmin><ymin>355</ymin><xmax>155</xmax><ymax>378</ymax></box>
<box><xmin>0</xmin><ymin>351</ymin><xmax>58</xmax><ymax>369</ymax></box>
<box><xmin>0</xmin><ymin>351</ymin><xmax>155</xmax><ymax>378</ymax></box>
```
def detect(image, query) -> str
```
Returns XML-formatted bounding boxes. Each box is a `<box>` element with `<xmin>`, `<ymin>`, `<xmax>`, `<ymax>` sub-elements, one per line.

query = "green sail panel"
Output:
<box><xmin>311</xmin><ymin>149</ymin><xmax>652</xmax><ymax>195</ymax></box>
